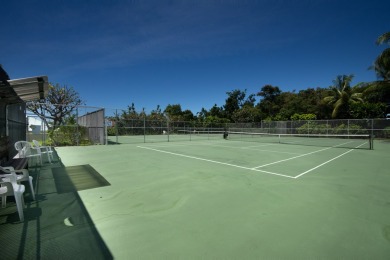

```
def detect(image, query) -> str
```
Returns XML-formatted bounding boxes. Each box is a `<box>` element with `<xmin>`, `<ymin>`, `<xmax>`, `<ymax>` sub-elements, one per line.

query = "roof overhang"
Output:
<box><xmin>0</xmin><ymin>76</ymin><xmax>49</xmax><ymax>104</ymax></box>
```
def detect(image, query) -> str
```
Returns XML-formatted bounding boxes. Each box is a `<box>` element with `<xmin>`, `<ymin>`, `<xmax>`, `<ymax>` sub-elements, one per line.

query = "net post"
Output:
<box><xmin>369</xmin><ymin>135</ymin><xmax>374</xmax><ymax>150</ymax></box>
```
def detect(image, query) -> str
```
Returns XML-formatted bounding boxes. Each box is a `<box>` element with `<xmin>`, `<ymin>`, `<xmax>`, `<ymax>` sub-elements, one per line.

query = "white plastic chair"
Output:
<box><xmin>0</xmin><ymin>166</ymin><xmax>35</xmax><ymax>201</ymax></box>
<box><xmin>0</xmin><ymin>171</ymin><xmax>25</xmax><ymax>221</ymax></box>
<box><xmin>14</xmin><ymin>141</ymin><xmax>42</xmax><ymax>165</ymax></box>
<box><xmin>32</xmin><ymin>140</ymin><xmax>54</xmax><ymax>163</ymax></box>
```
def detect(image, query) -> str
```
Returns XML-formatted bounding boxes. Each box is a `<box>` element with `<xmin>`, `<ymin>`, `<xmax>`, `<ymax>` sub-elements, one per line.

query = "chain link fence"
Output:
<box><xmin>228</xmin><ymin>119</ymin><xmax>390</xmax><ymax>137</ymax></box>
<box><xmin>106</xmin><ymin>118</ymin><xmax>390</xmax><ymax>145</ymax></box>
<box><xmin>27</xmin><ymin>105</ymin><xmax>106</xmax><ymax>146</ymax></box>
<box><xmin>27</xmin><ymin>105</ymin><xmax>390</xmax><ymax>146</ymax></box>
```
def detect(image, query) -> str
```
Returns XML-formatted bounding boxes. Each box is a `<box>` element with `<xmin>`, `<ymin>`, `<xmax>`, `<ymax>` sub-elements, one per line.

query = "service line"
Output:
<box><xmin>137</xmin><ymin>146</ymin><xmax>295</xmax><ymax>179</ymax></box>
<box><xmin>200</xmin><ymin>143</ymin><xmax>301</xmax><ymax>155</ymax></box>
<box><xmin>252</xmin><ymin>140</ymin><xmax>354</xmax><ymax>169</ymax></box>
<box><xmin>293</xmin><ymin>142</ymin><xmax>367</xmax><ymax>178</ymax></box>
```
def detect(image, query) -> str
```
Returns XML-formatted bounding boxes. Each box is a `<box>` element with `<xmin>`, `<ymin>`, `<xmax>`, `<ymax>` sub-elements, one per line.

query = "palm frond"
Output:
<box><xmin>323</xmin><ymin>96</ymin><xmax>335</xmax><ymax>104</ymax></box>
<box><xmin>350</xmin><ymin>93</ymin><xmax>364</xmax><ymax>103</ymax></box>
<box><xmin>376</xmin><ymin>32</ymin><xmax>390</xmax><ymax>45</ymax></box>
<box><xmin>332</xmin><ymin>99</ymin><xmax>344</xmax><ymax>118</ymax></box>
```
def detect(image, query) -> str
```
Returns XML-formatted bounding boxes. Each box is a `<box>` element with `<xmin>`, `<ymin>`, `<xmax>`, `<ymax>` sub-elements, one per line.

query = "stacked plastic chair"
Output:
<box><xmin>0</xmin><ymin>169</ymin><xmax>26</xmax><ymax>221</ymax></box>
<box><xmin>32</xmin><ymin>140</ymin><xmax>54</xmax><ymax>163</ymax></box>
<box><xmin>14</xmin><ymin>141</ymin><xmax>42</xmax><ymax>165</ymax></box>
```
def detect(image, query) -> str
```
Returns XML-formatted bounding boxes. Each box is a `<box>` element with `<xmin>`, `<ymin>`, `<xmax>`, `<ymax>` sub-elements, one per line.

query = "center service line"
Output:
<box><xmin>252</xmin><ymin>140</ymin><xmax>354</xmax><ymax>169</ymax></box>
<box><xmin>137</xmin><ymin>146</ymin><xmax>295</xmax><ymax>179</ymax></box>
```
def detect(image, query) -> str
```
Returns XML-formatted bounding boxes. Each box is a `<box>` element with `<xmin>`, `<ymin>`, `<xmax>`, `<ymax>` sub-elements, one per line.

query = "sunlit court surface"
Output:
<box><xmin>2</xmin><ymin>136</ymin><xmax>390</xmax><ymax>259</ymax></box>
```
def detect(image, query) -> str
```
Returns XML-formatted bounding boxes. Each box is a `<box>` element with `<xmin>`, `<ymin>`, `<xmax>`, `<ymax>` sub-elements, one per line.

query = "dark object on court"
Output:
<box><xmin>223</xmin><ymin>131</ymin><xmax>229</xmax><ymax>139</ymax></box>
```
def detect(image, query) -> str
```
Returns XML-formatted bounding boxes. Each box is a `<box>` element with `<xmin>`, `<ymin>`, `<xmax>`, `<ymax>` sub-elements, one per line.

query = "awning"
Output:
<box><xmin>0</xmin><ymin>76</ymin><xmax>48</xmax><ymax>104</ymax></box>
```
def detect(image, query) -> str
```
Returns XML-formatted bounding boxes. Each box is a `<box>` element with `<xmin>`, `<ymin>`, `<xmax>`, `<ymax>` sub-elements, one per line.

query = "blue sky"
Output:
<box><xmin>1</xmin><ymin>0</ymin><xmax>389</xmax><ymax>115</ymax></box>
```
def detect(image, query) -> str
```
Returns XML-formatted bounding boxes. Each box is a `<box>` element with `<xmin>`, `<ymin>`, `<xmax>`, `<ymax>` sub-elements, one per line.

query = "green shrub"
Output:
<box><xmin>291</xmin><ymin>113</ymin><xmax>317</xmax><ymax>121</ymax></box>
<box><xmin>296</xmin><ymin>122</ymin><xmax>329</xmax><ymax>134</ymax></box>
<box><xmin>49</xmin><ymin>125</ymin><xmax>89</xmax><ymax>146</ymax></box>
<box><xmin>383</xmin><ymin>126</ymin><xmax>390</xmax><ymax>138</ymax></box>
<box><xmin>327</xmin><ymin>123</ymin><xmax>368</xmax><ymax>135</ymax></box>
<box><xmin>107</xmin><ymin>126</ymin><xmax>117</xmax><ymax>136</ymax></box>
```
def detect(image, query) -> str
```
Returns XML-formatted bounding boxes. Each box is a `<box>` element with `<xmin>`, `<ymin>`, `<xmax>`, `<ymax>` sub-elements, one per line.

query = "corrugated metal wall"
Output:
<box><xmin>6</xmin><ymin>103</ymin><xmax>27</xmax><ymax>157</ymax></box>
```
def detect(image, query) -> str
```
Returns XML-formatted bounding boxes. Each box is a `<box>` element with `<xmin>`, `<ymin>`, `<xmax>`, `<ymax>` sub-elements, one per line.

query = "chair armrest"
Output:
<box><xmin>1</xmin><ymin>166</ymin><xmax>15</xmax><ymax>172</ymax></box>
<box><xmin>0</xmin><ymin>166</ymin><xmax>28</xmax><ymax>176</ymax></box>
<box><xmin>30</xmin><ymin>146</ymin><xmax>40</xmax><ymax>152</ymax></box>
<box><xmin>0</xmin><ymin>172</ymin><xmax>18</xmax><ymax>183</ymax></box>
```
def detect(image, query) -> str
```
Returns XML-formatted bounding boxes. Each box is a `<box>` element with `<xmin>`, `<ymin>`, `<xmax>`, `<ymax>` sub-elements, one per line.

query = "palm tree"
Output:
<box><xmin>323</xmin><ymin>75</ymin><xmax>363</xmax><ymax>118</ymax></box>
<box><xmin>365</xmin><ymin>32</ymin><xmax>390</xmax><ymax>105</ymax></box>
<box><xmin>373</xmin><ymin>32</ymin><xmax>390</xmax><ymax>81</ymax></box>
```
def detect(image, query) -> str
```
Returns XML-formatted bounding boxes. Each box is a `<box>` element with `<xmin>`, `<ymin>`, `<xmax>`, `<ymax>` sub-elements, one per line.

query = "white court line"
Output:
<box><xmin>252</xmin><ymin>146</ymin><xmax>334</xmax><ymax>169</ymax></box>
<box><xmin>142</xmin><ymin>141</ymin><xmax>301</xmax><ymax>155</ymax></box>
<box><xmin>252</xmin><ymin>140</ymin><xmax>354</xmax><ymax>169</ymax></box>
<box><xmin>200</xmin><ymin>143</ymin><xmax>302</xmax><ymax>155</ymax></box>
<box><xmin>137</xmin><ymin>143</ymin><xmax>199</xmax><ymax>148</ymax></box>
<box><xmin>293</xmin><ymin>142</ymin><xmax>367</xmax><ymax>178</ymax></box>
<box><xmin>138</xmin><ymin>140</ymin><xmax>365</xmax><ymax>180</ymax></box>
<box><xmin>137</xmin><ymin>146</ymin><xmax>295</xmax><ymax>179</ymax></box>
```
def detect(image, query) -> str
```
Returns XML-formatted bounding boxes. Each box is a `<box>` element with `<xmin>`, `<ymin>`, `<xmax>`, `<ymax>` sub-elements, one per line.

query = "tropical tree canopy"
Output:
<box><xmin>27</xmin><ymin>83</ymin><xmax>84</xmax><ymax>130</ymax></box>
<box><xmin>373</xmin><ymin>31</ymin><xmax>390</xmax><ymax>80</ymax></box>
<box><xmin>223</xmin><ymin>89</ymin><xmax>254</xmax><ymax>120</ymax></box>
<box><xmin>28</xmin><ymin>32</ymin><xmax>390</xmax><ymax>126</ymax></box>
<box><xmin>115</xmin><ymin>32</ymin><xmax>388</xmax><ymax>121</ymax></box>
<box><xmin>363</xmin><ymin>31</ymin><xmax>390</xmax><ymax>107</ymax></box>
<box><xmin>323</xmin><ymin>75</ymin><xmax>363</xmax><ymax>119</ymax></box>
<box><xmin>164</xmin><ymin>104</ymin><xmax>183</xmax><ymax>121</ymax></box>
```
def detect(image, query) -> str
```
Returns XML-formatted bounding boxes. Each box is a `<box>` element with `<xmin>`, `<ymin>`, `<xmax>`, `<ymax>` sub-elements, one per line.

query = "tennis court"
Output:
<box><xmin>2</xmin><ymin>135</ymin><xmax>390</xmax><ymax>259</ymax></box>
<box><xmin>56</xmin><ymin>136</ymin><xmax>390</xmax><ymax>258</ymax></box>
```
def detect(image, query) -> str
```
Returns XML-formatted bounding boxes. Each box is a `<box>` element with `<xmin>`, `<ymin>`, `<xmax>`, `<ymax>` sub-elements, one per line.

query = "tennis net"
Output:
<box><xmin>176</xmin><ymin>130</ymin><xmax>225</xmax><ymax>140</ymax></box>
<box><xmin>227</xmin><ymin>131</ymin><xmax>373</xmax><ymax>150</ymax></box>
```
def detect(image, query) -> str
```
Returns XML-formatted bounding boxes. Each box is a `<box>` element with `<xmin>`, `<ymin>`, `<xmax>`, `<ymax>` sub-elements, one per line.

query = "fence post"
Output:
<box><xmin>327</xmin><ymin>120</ymin><xmax>329</xmax><ymax>135</ymax></box>
<box><xmin>115</xmin><ymin>109</ymin><xmax>118</xmax><ymax>144</ymax></box>
<box><xmin>104</xmin><ymin>108</ymin><xmax>107</xmax><ymax>145</ymax></box>
<box><xmin>76</xmin><ymin>106</ymin><xmax>79</xmax><ymax>146</ymax></box>
<box><xmin>143</xmin><ymin>115</ymin><xmax>146</xmax><ymax>143</ymax></box>
<box><xmin>167</xmin><ymin>119</ymin><xmax>170</xmax><ymax>142</ymax></box>
<box><xmin>306</xmin><ymin>120</ymin><xmax>310</xmax><ymax>135</ymax></box>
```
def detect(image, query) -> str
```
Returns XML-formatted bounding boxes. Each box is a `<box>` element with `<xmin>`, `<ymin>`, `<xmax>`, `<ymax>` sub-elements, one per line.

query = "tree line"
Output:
<box><xmin>28</xmin><ymin>32</ymin><xmax>390</xmax><ymax>128</ymax></box>
<box><xmin>116</xmin><ymin>32</ymin><xmax>390</xmax><ymax>123</ymax></box>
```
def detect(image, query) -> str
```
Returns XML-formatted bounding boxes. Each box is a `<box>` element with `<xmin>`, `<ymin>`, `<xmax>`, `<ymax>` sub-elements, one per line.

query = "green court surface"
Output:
<box><xmin>1</xmin><ymin>138</ymin><xmax>390</xmax><ymax>259</ymax></box>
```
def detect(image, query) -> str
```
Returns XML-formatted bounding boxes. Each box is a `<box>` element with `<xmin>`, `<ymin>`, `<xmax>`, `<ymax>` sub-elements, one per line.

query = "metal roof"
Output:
<box><xmin>0</xmin><ymin>76</ymin><xmax>48</xmax><ymax>104</ymax></box>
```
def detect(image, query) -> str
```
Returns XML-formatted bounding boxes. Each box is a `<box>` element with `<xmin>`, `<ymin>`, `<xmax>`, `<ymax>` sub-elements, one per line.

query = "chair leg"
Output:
<box><xmin>28</xmin><ymin>176</ymin><xmax>36</xmax><ymax>200</ymax></box>
<box><xmin>30</xmin><ymin>155</ymin><xmax>42</xmax><ymax>166</ymax></box>
<box><xmin>45</xmin><ymin>148</ymin><xmax>53</xmax><ymax>163</ymax></box>
<box><xmin>1</xmin><ymin>196</ymin><xmax>6</xmax><ymax>208</ymax></box>
<box><xmin>21</xmin><ymin>193</ymin><xmax>25</xmax><ymax>208</ymax></box>
<box><xmin>47</xmin><ymin>153</ymin><xmax>52</xmax><ymax>163</ymax></box>
<box><xmin>32</xmin><ymin>155</ymin><xmax>42</xmax><ymax>166</ymax></box>
<box><xmin>14</xmin><ymin>192</ymin><xmax>24</xmax><ymax>221</ymax></box>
